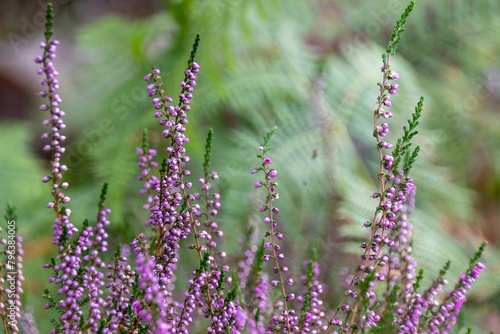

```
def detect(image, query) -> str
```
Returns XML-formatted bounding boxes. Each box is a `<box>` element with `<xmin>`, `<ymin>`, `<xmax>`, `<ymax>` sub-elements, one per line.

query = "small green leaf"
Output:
<box><xmin>203</xmin><ymin>128</ymin><xmax>214</xmax><ymax>176</ymax></box>
<box><xmin>44</xmin><ymin>3</ymin><xmax>54</xmax><ymax>40</ymax></box>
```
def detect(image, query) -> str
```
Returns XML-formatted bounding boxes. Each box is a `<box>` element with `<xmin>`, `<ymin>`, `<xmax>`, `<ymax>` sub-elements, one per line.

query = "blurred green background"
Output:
<box><xmin>0</xmin><ymin>0</ymin><xmax>499</xmax><ymax>332</ymax></box>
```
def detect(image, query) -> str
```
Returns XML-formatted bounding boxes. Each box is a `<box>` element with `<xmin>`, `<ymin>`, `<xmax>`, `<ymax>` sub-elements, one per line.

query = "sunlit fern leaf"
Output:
<box><xmin>89</xmin><ymin>119</ymin><xmax>142</xmax><ymax>223</ymax></box>
<box><xmin>412</xmin><ymin>165</ymin><xmax>476</xmax><ymax>221</ymax></box>
<box><xmin>412</xmin><ymin>210</ymin><xmax>471</xmax><ymax>280</ymax></box>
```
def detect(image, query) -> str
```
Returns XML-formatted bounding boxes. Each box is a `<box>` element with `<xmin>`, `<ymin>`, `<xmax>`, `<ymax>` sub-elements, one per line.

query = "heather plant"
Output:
<box><xmin>0</xmin><ymin>1</ymin><xmax>489</xmax><ymax>333</ymax></box>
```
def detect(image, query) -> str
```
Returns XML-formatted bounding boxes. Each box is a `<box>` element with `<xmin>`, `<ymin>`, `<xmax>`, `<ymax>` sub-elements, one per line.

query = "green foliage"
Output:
<box><xmin>298</xmin><ymin>249</ymin><xmax>319</xmax><ymax>330</ymax></box>
<box><xmin>250</xmin><ymin>239</ymin><xmax>265</xmax><ymax>284</ymax></box>
<box><xmin>373</xmin><ymin>283</ymin><xmax>399</xmax><ymax>333</ymax></box>
<box><xmin>386</xmin><ymin>0</ymin><xmax>415</xmax><ymax>56</ymax></box>
<box><xmin>392</xmin><ymin>96</ymin><xmax>423</xmax><ymax>174</ymax></box>
<box><xmin>199</xmin><ymin>251</ymin><xmax>210</xmax><ymax>272</ymax></box>
<box><xmin>439</xmin><ymin>261</ymin><xmax>451</xmax><ymax>278</ymax></box>
<box><xmin>260</xmin><ymin>126</ymin><xmax>277</xmax><ymax>155</ymax></box>
<box><xmin>469</xmin><ymin>242</ymin><xmax>487</xmax><ymax>268</ymax></box>
<box><xmin>188</xmin><ymin>33</ymin><xmax>201</xmax><ymax>66</ymax></box>
<box><xmin>413</xmin><ymin>268</ymin><xmax>424</xmax><ymax>292</ymax></box>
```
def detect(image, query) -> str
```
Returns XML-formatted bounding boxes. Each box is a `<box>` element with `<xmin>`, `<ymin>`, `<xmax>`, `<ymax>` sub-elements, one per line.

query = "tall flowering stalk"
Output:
<box><xmin>236</xmin><ymin>237</ymin><xmax>269</xmax><ymax>333</ymax></box>
<box><xmin>326</xmin><ymin>2</ymin><xmax>419</xmax><ymax>331</ymax></box>
<box><xmin>135</xmin><ymin>51</ymin><xmax>204</xmax><ymax>331</ymax></box>
<box><xmin>35</xmin><ymin>5</ymin><xmax>114</xmax><ymax>333</ymax></box>
<box><xmin>136</xmin><ymin>129</ymin><xmax>158</xmax><ymax>212</ymax></box>
<box><xmin>138</xmin><ymin>35</ymin><xmax>242</xmax><ymax>332</ymax></box>
<box><xmin>198</xmin><ymin>128</ymin><xmax>224</xmax><ymax>270</ymax></box>
<box><xmin>324</xmin><ymin>2</ymin><xmax>487</xmax><ymax>333</ymax></box>
<box><xmin>102</xmin><ymin>245</ymin><xmax>135</xmax><ymax>332</ymax></box>
<box><xmin>252</xmin><ymin>128</ymin><xmax>298</xmax><ymax>332</ymax></box>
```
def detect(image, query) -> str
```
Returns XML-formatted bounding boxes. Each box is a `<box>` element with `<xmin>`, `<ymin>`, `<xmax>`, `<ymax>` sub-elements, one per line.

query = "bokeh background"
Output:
<box><xmin>0</xmin><ymin>0</ymin><xmax>499</xmax><ymax>332</ymax></box>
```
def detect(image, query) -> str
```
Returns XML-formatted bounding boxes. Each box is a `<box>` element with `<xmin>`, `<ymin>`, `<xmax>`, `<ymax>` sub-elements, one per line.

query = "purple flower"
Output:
<box><xmin>380</xmin><ymin>141</ymin><xmax>393</xmax><ymax>149</ymax></box>
<box><xmin>470</xmin><ymin>262</ymin><xmax>485</xmax><ymax>278</ymax></box>
<box><xmin>36</xmin><ymin>37</ymin><xmax>77</xmax><ymax>248</ymax></box>
<box><xmin>389</xmin><ymin>83</ymin><xmax>400</xmax><ymax>95</ymax></box>
<box><xmin>376</xmin><ymin>123</ymin><xmax>390</xmax><ymax>138</ymax></box>
<box><xmin>383</xmin><ymin>95</ymin><xmax>392</xmax><ymax>107</ymax></box>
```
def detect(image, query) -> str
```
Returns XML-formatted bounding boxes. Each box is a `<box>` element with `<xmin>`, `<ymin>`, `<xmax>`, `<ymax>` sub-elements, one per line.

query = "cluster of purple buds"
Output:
<box><xmin>387</xmin><ymin>83</ymin><xmax>400</xmax><ymax>95</ymax></box>
<box><xmin>198</xmin><ymin>171</ymin><xmax>221</xmax><ymax>217</ymax></box>
<box><xmin>237</xmin><ymin>245</ymin><xmax>257</xmax><ymax>290</ymax></box>
<box><xmin>36</xmin><ymin>40</ymin><xmax>66</xmax><ymax>185</ymax></box>
<box><xmin>36</xmin><ymin>38</ymin><xmax>79</xmax><ymax>248</ymax></box>
<box><xmin>197</xmin><ymin>171</ymin><xmax>223</xmax><ymax>251</ymax></box>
